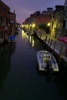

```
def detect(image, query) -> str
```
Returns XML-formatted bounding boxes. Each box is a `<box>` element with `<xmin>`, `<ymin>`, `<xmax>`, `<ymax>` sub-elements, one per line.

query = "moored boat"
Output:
<box><xmin>8</xmin><ymin>35</ymin><xmax>16</xmax><ymax>43</ymax></box>
<box><xmin>37</xmin><ymin>50</ymin><xmax>59</xmax><ymax>72</ymax></box>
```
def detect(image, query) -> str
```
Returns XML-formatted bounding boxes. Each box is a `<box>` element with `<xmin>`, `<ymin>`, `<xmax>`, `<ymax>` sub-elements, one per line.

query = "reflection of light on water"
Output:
<box><xmin>29</xmin><ymin>36</ymin><xmax>34</xmax><ymax>47</ymax></box>
<box><xmin>26</xmin><ymin>35</ymin><xmax>28</xmax><ymax>39</ymax></box>
<box><xmin>32</xmin><ymin>40</ymin><xmax>34</xmax><ymax>47</ymax></box>
<box><xmin>21</xmin><ymin>31</ymin><xmax>34</xmax><ymax>47</ymax></box>
<box><xmin>22</xmin><ymin>30</ymin><xmax>27</xmax><ymax>39</ymax></box>
<box><xmin>29</xmin><ymin>36</ymin><xmax>31</xmax><ymax>43</ymax></box>
<box><xmin>22</xmin><ymin>30</ymin><xmax>24</xmax><ymax>34</ymax></box>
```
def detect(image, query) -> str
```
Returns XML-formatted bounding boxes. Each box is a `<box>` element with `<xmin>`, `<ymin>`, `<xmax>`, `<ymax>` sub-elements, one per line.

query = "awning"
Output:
<box><xmin>57</xmin><ymin>37</ymin><xmax>67</xmax><ymax>41</ymax></box>
<box><xmin>57</xmin><ymin>37</ymin><xmax>67</xmax><ymax>44</ymax></box>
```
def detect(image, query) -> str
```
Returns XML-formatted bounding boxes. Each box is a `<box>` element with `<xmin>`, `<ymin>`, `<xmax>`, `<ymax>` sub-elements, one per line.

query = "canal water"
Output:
<box><xmin>0</xmin><ymin>29</ymin><xmax>67</xmax><ymax>100</ymax></box>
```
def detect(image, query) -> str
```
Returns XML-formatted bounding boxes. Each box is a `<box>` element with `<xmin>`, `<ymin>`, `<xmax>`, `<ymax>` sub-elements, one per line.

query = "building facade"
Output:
<box><xmin>22</xmin><ymin>10</ymin><xmax>51</xmax><ymax>31</ymax></box>
<box><xmin>50</xmin><ymin>5</ymin><xmax>64</xmax><ymax>37</ymax></box>
<box><xmin>33</xmin><ymin>14</ymin><xmax>51</xmax><ymax>26</ymax></box>
<box><xmin>64</xmin><ymin>0</ymin><xmax>67</xmax><ymax>29</ymax></box>
<box><xmin>10</xmin><ymin>10</ymin><xmax>16</xmax><ymax>35</ymax></box>
<box><xmin>0</xmin><ymin>0</ymin><xmax>10</xmax><ymax>42</ymax></box>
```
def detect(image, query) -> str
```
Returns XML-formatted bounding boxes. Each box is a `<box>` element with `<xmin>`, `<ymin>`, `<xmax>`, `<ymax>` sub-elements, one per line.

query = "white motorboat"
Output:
<box><xmin>37</xmin><ymin>50</ymin><xmax>59</xmax><ymax>72</ymax></box>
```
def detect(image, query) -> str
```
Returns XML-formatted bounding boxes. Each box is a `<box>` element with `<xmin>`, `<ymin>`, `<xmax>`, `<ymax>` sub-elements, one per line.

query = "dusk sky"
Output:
<box><xmin>2</xmin><ymin>0</ymin><xmax>64</xmax><ymax>23</ymax></box>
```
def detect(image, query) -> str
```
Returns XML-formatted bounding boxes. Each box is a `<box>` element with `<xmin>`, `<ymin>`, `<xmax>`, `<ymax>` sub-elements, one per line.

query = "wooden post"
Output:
<box><xmin>50</xmin><ymin>39</ymin><xmax>53</xmax><ymax>46</ymax></box>
<box><xmin>48</xmin><ymin>38</ymin><xmax>50</xmax><ymax>44</ymax></box>
<box><xmin>58</xmin><ymin>45</ymin><xmax>63</xmax><ymax>63</ymax></box>
<box><xmin>60</xmin><ymin>45</ymin><xmax>63</xmax><ymax>56</ymax></box>
<box><xmin>45</xmin><ymin>36</ymin><xmax>47</xmax><ymax>43</ymax></box>
<box><xmin>47</xmin><ymin>38</ymin><xmax>50</xmax><ymax>51</ymax></box>
<box><xmin>40</xmin><ymin>32</ymin><xmax>42</xmax><ymax>39</ymax></box>
<box><xmin>53</xmin><ymin>41</ymin><xmax>56</xmax><ymax>50</ymax></box>
<box><xmin>65</xmin><ymin>47</ymin><xmax>67</xmax><ymax>55</ymax></box>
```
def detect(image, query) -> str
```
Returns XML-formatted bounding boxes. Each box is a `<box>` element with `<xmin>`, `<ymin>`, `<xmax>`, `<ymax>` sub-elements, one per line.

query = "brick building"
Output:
<box><xmin>33</xmin><ymin>14</ymin><xmax>51</xmax><ymax>26</ymax></box>
<box><xmin>23</xmin><ymin>10</ymin><xmax>51</xmax><ymax>31</ymax></box>
<box><xmin>0</xmin><ymin>0</ymin><xmax>10</xmax><ymax>42</ymax></box>
<box><xmin>10</xmin><ymin>10</ymin><xmax>16</xmax><ymax>35</ymax></box>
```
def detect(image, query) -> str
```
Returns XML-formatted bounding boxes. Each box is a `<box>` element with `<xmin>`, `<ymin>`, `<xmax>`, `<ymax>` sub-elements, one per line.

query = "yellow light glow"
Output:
<box><xmin>32</xmin><ymin>40</ymin><xmax>34</xmax><ymax>47</ymax></box>
<box><xmin>22</xmin><ymin>30</ymin><xmax>27</xmax><ymax>39</ymax></box>
<box><xmin>30</xmin><ymin>24</ymin><xmax>32</xmax><ymax>26</ymax></box>
<box><xmin>47</xmin><ymin>23</ymin><xmax>50</xmax><ymax>26</ymax></box>
<box><xmin>32</xmin><ymin>24</ymin><xmax>35</xmax><ymax>28</ymax></box>
<box><xmin>29</xmin><ymin>36</ymin><xmax>32</xmax><ymax>43</ymax></box>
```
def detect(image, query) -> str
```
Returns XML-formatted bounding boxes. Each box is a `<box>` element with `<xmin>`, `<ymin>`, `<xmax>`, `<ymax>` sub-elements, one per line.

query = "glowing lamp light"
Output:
<box><xmin>30</xmin><ymin>24</ymin><xmax>32</xmax><ymax>26</ymax></box>
<box><xmin>47</xmin><ymin>23</ymin><xmax>50</xmax><ymax>26</ymax></box>
<box><xmin>32</xmin><ymin>24</ymin><xmax>35</xmax><ymax>28</ymax></box>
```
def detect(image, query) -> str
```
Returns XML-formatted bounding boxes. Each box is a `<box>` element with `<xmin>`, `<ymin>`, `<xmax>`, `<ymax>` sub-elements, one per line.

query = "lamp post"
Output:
<box><xmin>47</xmin><ymin>23</ymin><xmax>50</xmax><ymax>34</ymax></box>
<box><xmin>31</xmin><ymin>23</ymin><xmax>35</xmax><ymax>35</ymax></box>
<box><xmin>32</xmin><ymin>23</ymin><xmax>35</xmax><ymax>31</ymax></box>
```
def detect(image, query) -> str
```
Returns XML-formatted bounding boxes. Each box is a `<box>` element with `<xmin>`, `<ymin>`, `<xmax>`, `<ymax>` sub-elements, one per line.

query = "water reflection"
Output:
<box><xmin>36</xmin><ymin>64</ymin><xmax>58</xmax><ymax>82</ymax></box>
<box><xmin>57</xmin><ymin>63</ymin><xmax>67</xmax><ymax>100</ymax></box>
<box><xmin>21</xmin><ymin>30</ymin><xmax>28</xmax><ymax>40</ymax></box>
<box><xmin>0</xmin><ymin>43</ymin><xmax>16</xmax><ymax>90</ymax></box>
<box><xmin>36</xmin><ymin>60</ymin><xmax>67</xmax><ymax>99</ymax></box>
<box><xmin>21</xmin><ymin>30</ymin><xmax>43</xmax><ymax>50</ymax></box>
<box><xmin>27</xmin><ymin>33</ymin><xmax>67</xmax><ymax>99</ymax></box>
<box><xmin>27</xmin><ymin>35</ymin><xmax>34</xmax><ymax>47</ymax></box>
<box><xmin>16</xmin><ymin>29</ymin><xmax>67</xmax><ymax>100</ymax></box>
<box><xmin>28</xmin><ymin>35</ymin><xmax>44</xmax><ymax>50</ymax></box>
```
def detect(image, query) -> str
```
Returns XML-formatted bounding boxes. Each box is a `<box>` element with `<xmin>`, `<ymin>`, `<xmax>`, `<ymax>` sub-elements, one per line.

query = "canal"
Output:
<box><xmin>0</xmin><ymin>29</ymin><xmax>67</xmax><ymax>100</ymax></box>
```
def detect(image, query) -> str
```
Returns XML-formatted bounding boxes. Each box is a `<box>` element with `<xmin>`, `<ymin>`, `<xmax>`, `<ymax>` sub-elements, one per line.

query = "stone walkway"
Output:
<box><xmin>36</xmin><ymin>31</ymin><xmax>67</xmax><ymax>63</ymax></box>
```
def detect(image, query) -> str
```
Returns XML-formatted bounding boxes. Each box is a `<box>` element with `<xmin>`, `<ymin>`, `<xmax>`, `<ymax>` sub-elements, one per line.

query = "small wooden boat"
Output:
<box><xmin>37</xmin><ymin>50</ymin><xmax>59</xmax><ymax>72</ymax></box>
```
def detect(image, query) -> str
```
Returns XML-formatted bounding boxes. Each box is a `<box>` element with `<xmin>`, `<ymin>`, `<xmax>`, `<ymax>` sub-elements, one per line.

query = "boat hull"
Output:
<box><xmin>37</xmin><ymin>50</ymin><xmax>59</xmax><ymax>72</ymax></box>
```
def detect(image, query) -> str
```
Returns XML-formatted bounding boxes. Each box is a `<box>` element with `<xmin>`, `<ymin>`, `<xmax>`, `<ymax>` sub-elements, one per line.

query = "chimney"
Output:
<box><xmin>14</xmin><ymin>10</ymin><xmax>15</xmax><ymax>14</ymax></box>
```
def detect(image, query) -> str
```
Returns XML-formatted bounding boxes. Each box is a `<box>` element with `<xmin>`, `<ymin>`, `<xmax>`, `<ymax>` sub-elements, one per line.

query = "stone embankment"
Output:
<box><xmin>35</xmin><ymin>30</ymin><xmax>67</xmax><ymax>63</ymax></box>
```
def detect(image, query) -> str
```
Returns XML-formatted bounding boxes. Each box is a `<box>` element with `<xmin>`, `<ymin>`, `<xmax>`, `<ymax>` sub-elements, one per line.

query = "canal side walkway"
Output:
<box><xmin>35</xmin><ymin>31</ymin><xmax>67</xmax><ymax>63</ymax></box>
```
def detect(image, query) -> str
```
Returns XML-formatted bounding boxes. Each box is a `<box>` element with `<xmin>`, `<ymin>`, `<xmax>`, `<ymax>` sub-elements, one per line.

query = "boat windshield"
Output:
<box><xmin>43</xmin><ymin>54</ymin><xmax>51</xmax><ymax>61</ymax></box>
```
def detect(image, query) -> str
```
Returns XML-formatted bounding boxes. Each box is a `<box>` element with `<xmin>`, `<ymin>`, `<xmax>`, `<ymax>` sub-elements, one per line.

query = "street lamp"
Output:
<box><xmin>47</xmin><ymin>23</ymin><xmax>50</xmax><ymax>26</ymax></box>
<box><xmin>32</xmin><ymin>23</ymin><xmax>35</xmax><ymax>28</ymax></box>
